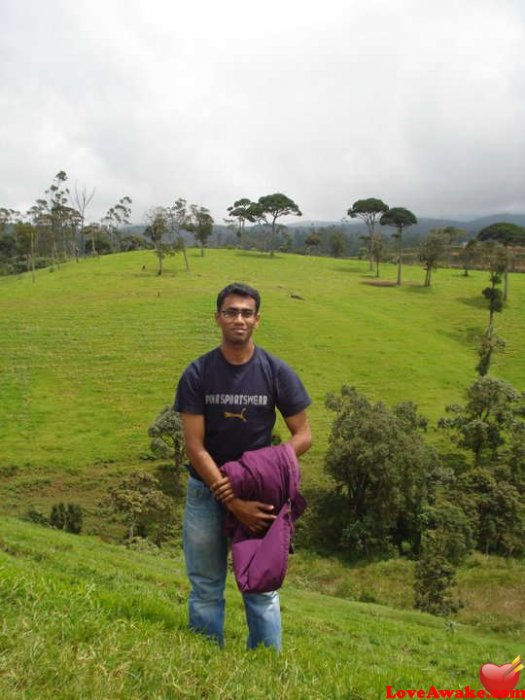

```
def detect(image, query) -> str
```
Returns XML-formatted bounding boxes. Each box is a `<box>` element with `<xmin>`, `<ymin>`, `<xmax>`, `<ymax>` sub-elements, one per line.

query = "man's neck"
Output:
<box><xmin>220</xmin><ymin>341</ymin><xmax>255</xmax><ymax>365</ymax></box>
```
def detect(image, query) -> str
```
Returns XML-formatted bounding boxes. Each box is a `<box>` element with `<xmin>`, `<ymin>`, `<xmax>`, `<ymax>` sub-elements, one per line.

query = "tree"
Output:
<box><xmin>329</xmin><ymin>230</ymin><xmax>346</xmax><ymax>258</ymax></box>
<box><xmin>45</xmin><ymin>171</ymin><xmax>66</xmax><ymax>264</ymax></box>
<box><xmin>476</xmin><ymin>333</ymin><xmax>505</xmax><ymax>378</ymax></box>
<box><xmin>0</xmin><ymin>207</ymin><xmax>18</xmax><ymax>236</ymax></box>
<box><xmin>323</xmin><ymin>386</ymin><xmax>436</xmax><ymax>558</ymax></box>
<box><xmin>17</xmin><ymin>222</ymin><xmax>38</xmax><ymax>281</ymax></box>
<box><xmin>187</xmin><ymin>204</ymin><xmax>213</xmax><ymax>256</ymax></box>
<box><xmin>475</xmin><ymin>242</ymin><xmax>507</xmax><ymax>376</ymax></box>
<box><xmin>456</xmin><ymin>467</ymin><xmax>524</xmax><ymax>556</ymax></box>
<box><xmin>226</xmin><ymin>198</ymin><xmax>262</xmax><ymax>249</ymax></box>
<box><xmin>144</xmin><ymin>207</ymin><xmax>171</xmax><ymax>275</ymax></box>
<box><xmin>101</xmin><ymin>196</ymin><xmax>132</xmax><ymax>252</ymax></box>
<box><xmin>347</xmin><ymin>198</ymin><xmax>389</xmax><ymax>272</ymax></box>
<box><xmin>441</xmin><ymin>225</ymin><xmax>465</xmax><ymax>268</ymax></box>
<box><xmin>106</xmin><ymin>472</ymin><xmax>176</xmax><ymax>542</ymax></box>
<box><xmin>477</xmin><ymin>222</ymin><xmax>525</xmax><ymax>301</ymax></box>
<box><xmin>32</xmin><ymin>171</ymin><xmax>81</xmax><ymax>268</ymax></box>
<box><xmin>120</xmin><ymin>234</ymin><xmax>153</xmax><ymax>252</ymax></box>
<box><xmin>279</xmin><ymin>227</ymin><xmax>293</xmax><ymax>252</ymax></box>
<box><xmin>419</xmin><ymin>229</ymin><xmax>447</xmax><ymax>287</ymax></box>
<box><xmin>148</xmin><ymin>405</ymin><xmax>186</xmax><ymax>476</ymax></box>
<box><xmin>380</xmin><ymin>207</ymin><xmax>417</xmax><ymax>285</ymax></box>
<box><xmin>414</xmin><ymin>551</ymin><xmax>459</xmax><ymax>616</ymax></box>
<box><xmin>73</xmin><ymin>184</ymin><xmax>96</xmax><ymax>259</ymax></box>
<box><xmin>257</xmin><ymin>193</ymin><xmax>302</xmax><ymax>257</ymax></box>
<box><xmin>370</xmin><ymin>231</ymin><xmax>385</xmax><ymax>277</ymax></box>
<box><xmin>304</xmin><ymin>230</ymin><xmax>322</xmax><ymax>255</ymax></box>
<box><xmin>0</xmin><ymin>231</ymin><xmax>17</xmax><ymax>271</ymax></box>
<box><xmin>28</xmin><ymin>198</ymin><xmax>53</xmax><ymax>264</ymax></box>
<box><xmin>166</xmin><ymin>198</ymin><xmax>191</xmax><ymax>271</ymax></box>
<box><xmin>458</xmin><ymin>239</ymin><xmax>479</xmax><ymax>277</ymax></box>
<box><xmin>480</xmin><ymin>242</ymin><xmax>507</xmax><ymax>327</ymax></box>
<box><xmin>417</xmin><ymin>501</ymin><xmax>475</xmax><ymax>565</ymax></box>
<box><xmin>438</xmin><ymin>377</ymin><xmax>523</xmax><ymax>466</ymax></box>
<box><xmin>47</xmin><ymin>171</ymin><xmax>82</xmax><ymax>262</ymax></box>
<box><xmin>445</xmin><ymin>388</ymin><xmax>525</xmax><ymax>558</ymax></box>
<box><xmin>82</xmin><ymin>223</ymin><xmax>109</xmax><ymax>255</ymax></box>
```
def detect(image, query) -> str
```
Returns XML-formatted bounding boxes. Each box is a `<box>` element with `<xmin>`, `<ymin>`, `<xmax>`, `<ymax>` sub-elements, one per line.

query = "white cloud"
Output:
<box><xmin>1</xmin><ymin>0</ymin><xmax>524</xmax><ymax>223</ymax></box>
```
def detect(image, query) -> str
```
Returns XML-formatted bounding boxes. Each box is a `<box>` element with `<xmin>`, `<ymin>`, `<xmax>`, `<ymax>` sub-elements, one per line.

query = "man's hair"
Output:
<box><xmin>216</xmin><ymin>283</ymin><xmax>261</xmax><ymax>313</ymax></box>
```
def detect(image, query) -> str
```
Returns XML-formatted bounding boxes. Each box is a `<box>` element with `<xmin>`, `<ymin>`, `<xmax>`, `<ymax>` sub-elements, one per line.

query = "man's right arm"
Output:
<box><xmin>181</xmin><ymin>413</ymin><xmax>276</xmax><ymax>533</ymax></box>
<box><xmin>181</xmin><ymin>413</ymin><xmax>225</xmax><ymax>488</ymax></box>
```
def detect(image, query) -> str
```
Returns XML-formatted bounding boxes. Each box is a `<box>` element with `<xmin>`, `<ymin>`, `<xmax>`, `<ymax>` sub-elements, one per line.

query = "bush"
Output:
<box><xmin>323</xmin><ymin>386</ymin><xmax>437</xmax><ymax>558</ymax></box>
<box><xmin>105</xmin><ymin>471</ymin><xmax>176</xmax><ymax>543</ymax></box>
<box><xmin>414</xmin><ymin>553</ymin><xmax>460</xmax><ymax>616</ymax></box>
<box><xmin>49</xmin><ymin>502</ymin><xmax>83</xmax><ymax>534</ymax></box>
<box><xmin>148</xmin><ymin>405</ymin><xmax>185</xmax><ymax>474</ymax></box>
<box><xmin>24</xmin><ymin>507</ymin><xmax>50</xmax><ymax>527</ymax></box>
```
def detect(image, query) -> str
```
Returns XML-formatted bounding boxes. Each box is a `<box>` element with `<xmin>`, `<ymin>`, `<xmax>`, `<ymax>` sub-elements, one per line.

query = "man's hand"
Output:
<box><xmin>226</xmin><ymin>498</ymin><xmax>277</xmax><ymax>534</ymax></box>
<box><xmin>210</xmin><ymin>475</ymin><xmax>235</xmax><ymax>504</ymax></box>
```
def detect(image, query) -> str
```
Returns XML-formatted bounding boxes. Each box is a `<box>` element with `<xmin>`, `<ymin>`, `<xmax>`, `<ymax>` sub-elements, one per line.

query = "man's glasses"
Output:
<box><xmin>220</xmin><ymin>307</ymin><xmax>256</xmax><ymax>319</ymax></box>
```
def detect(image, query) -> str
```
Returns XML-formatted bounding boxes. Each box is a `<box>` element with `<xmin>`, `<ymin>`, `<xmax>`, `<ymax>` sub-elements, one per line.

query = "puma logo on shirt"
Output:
<box><xmin>224</xmin><ymin>407</ymin><xmax>248</xmax><ymax>422</ymax></box>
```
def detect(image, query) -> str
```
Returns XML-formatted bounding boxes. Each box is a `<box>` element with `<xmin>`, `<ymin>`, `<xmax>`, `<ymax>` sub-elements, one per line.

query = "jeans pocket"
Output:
<box><xmin>186</xmin><ymin>477</ymin><xmax>212</xmax><ymax>506</ymax></box>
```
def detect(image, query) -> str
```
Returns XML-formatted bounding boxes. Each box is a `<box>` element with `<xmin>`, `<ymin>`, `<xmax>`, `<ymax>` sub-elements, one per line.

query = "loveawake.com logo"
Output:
<box><xmin>386</xmin><ymin>655</ymin><xmax>524</xmax><ymax>699</ymax></box>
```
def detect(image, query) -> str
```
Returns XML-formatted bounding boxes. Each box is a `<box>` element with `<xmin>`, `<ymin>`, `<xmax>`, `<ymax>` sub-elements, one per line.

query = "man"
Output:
<box><xmin>174</xmin><ymin>282</ymin><xmax>312</xmax><ymax>650</ymax></box>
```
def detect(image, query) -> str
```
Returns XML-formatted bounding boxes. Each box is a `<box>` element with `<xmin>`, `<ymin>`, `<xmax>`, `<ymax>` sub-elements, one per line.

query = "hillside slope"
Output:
<box><xmin>0</xmin><ymin>516</ymin><xmax>520</xmax><ymax>700</ymax></box>
<box><xmin>1</xmin><ymin>249</ymin><xmax>523</xmax><ymax>479</ymax></box>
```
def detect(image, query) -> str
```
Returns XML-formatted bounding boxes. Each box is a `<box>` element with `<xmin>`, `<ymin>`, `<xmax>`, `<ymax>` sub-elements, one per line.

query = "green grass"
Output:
<box><xmin>0</xmin><ymin>250</ymin><xmax>523</xmax><ymax>484</ymax></box>
<box><xmin>1</xmin><ymin>250</ymin><xmax>524</xmax><ymax>691</ymax></box>
<box><xmin>286</xmin><ymin>550</ymin><xmax>525</xmax><ymax>639</ymax></box>
<box><xmin>1</xmin><ymin>516</ymin><xmax>522</xmax><ymax>700</ymax></box>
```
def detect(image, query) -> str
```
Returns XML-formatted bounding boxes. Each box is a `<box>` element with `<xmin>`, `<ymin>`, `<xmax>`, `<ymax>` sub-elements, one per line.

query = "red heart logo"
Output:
<box><xmin>479</xmin><ymin>663</ymin><xmax>520</xmax><ymax>698</ymax></box>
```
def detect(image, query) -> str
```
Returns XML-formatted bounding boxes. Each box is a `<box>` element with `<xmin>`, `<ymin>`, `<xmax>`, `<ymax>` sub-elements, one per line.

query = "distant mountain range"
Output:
<box><xmin>288</xmin><ymin>213</ymin><xmax>525</xmax><ymax>236</ymax></box>
<box><xmin>124</xmin><ymin>213</ymin><xmax>525</xmax><ymax>242</ymax></box>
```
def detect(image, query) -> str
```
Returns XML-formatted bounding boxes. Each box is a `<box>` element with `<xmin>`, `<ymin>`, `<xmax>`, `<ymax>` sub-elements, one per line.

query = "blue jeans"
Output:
<box><xmin>182</xmin><ymin>476</ymin><xmax>282</xmax><ymax>650</ymax></box>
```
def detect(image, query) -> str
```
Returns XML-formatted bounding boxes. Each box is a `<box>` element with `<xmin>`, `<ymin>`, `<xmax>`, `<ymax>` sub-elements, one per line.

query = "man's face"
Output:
<box><xmin>215</xmin><ymin>294</ymin><xmax>260</xmax><ymax>346</ymax></box>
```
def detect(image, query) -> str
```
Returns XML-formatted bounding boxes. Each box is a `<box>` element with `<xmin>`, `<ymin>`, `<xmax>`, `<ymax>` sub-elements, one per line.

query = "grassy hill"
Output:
<box><xmin>1</xmin><ymin>516</ymin><xmax>522</xmax><ymax>700</ymax></box>
<box><xmin>1</xmin><ymin>249</ymin><xmax>523</xmax><ymax>462</ymax></box>
<box><xmin>0</xmin><ymin>247</ymin><xmax>524</xmax><ymax>526</ymax></box>
<box><xmin>1</xmin><ymin>252</ymin><xmax>524</xmax><ymax>697</ymax></box>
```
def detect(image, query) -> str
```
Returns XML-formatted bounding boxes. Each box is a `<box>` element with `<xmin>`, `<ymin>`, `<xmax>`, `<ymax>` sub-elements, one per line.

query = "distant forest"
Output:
<box><xmin>1</xmin><ymin>170</ymin><xmax>525</xmax><ymax>275</ymax></box>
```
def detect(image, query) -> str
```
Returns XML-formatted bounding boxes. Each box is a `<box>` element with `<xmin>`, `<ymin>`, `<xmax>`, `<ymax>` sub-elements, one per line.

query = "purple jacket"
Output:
<box><xmin>220</xmin><ymin>443</ymin><xmax>307</xmax><ymax>594</ymax></box>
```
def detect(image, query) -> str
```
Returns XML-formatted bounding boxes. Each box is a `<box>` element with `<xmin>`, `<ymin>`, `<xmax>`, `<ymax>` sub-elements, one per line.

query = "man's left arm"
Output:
<box><xmin>284</xmin><ymin>410</ymin><xmax>312</xmax><ymax>457</ymax></box>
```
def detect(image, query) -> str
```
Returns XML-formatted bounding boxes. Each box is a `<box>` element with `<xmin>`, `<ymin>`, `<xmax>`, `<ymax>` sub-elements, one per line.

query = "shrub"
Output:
<box><xmin>24</xmin><ymin>507</ymin><xmax>50</xmax><ymax>527</ymax></box>
<box><xmin>148</xmin><ymin>405</ymin><xmax>185</xmax><ymax>475</ymax></box>
<box><xmin>323</xmin><ymin>386</ymin><xmax>437</xmax><ymax>558</ymax></box>
<box><xmin>49</xmin><ymin>502</ymin><xmax>83</xmax><ymax>534</ymax></box>
<box><xmin>414</xmin><ymin>553</ymin><xmax>459</xmax><ymax>616</ymax></box>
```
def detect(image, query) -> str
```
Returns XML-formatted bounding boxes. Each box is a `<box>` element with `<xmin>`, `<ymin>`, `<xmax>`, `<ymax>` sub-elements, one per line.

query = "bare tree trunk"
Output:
<box><xmin>269</xmin><ymin>221</ymin><xmax>276</xmax><ymax>257</ymax></box>
<box><xmin>30</xmin><ymin>229</ymin><xmax>36</xmax><ymax>283</ymax></box>
<box><xmin>396</xmin><ymin>230</ymin><xmax>402</xmax><ymax>285</ymax></box>
<box><xmin>178</xmin><ymin>236</ymin><xmax>190</xmax><ymax>271</ymax></box>
<box><xmin>182</xmin><ymin>245</ymin><xmax>190</xmax><ymax>271</ymax></box>
<box><xmin>52</xmin><ymin>238</ymin><xmax>60</xmax><ymax>270</ymax></box>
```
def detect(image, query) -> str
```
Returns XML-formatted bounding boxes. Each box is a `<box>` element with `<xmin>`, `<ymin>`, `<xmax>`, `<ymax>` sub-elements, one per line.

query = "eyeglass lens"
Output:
<box><xmin>221</xmin><ymin>307</ymin><xmax>255</xmax><ymax>318</ymax></box>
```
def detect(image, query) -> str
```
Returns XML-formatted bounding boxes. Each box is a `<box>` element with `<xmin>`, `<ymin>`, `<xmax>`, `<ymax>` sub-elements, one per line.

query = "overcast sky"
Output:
<box><xmin>1</xmin><ymin>0</ymin><xmax>524</xmax><ymax>225</ymax></box>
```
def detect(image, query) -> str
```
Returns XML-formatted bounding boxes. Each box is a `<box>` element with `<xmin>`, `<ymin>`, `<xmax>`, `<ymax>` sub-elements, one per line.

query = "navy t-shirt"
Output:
<box><xmin>174</xmin><ymin>346</ymin><xmax>311</xmax><ymax>473</ymax></box>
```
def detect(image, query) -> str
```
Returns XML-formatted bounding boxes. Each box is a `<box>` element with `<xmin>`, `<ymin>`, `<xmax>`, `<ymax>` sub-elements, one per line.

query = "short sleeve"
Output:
<box><xmin>173</xmin><ymin>362</ymin><xmax>205</xmax><ymax>414</ymax></box>
<box><xmin>275</xmin><ymin>363</ymin><xmax>311</xmax><ymax>418</ymax></box>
